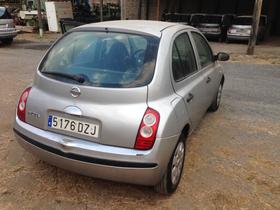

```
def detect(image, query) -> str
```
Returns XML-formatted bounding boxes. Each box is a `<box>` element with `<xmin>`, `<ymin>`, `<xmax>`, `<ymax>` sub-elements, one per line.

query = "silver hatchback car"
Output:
<box><xmin>14</xmin><ymin>20</ymin><xmax>229</xmax><ymax>194</ymax></box>
<box><xmin>0</xmin><ymin>7</ymin><xmax>17</xmax><ymax>45</ymax></box>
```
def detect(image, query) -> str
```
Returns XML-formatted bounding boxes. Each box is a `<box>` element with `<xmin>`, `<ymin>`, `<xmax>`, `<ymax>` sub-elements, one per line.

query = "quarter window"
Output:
<box><xmin>191</xmin><ymin>32</ymin><xmax>214</xmax><ymax>68</ymax></box>
<box><xmin>172</xmin><ymin>33</ymin><xmax>197</xmax><ymax>81</ymax></box>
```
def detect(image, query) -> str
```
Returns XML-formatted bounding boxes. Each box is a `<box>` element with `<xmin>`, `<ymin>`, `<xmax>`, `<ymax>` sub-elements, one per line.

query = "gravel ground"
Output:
<box><xmin>211</xmin><ymin>37</ymin><xmax>280</xmax><ymax>65</ymax></box>
<box><xmin>0</xmin><ymin>40</ymin><xmax>279</xmax><ymax>210</ymax></box>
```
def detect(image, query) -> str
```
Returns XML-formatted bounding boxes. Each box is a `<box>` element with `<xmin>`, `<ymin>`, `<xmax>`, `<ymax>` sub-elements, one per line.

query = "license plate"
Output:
<box><xmin>48</xmin><ymin>115</ymin><xmax>99</xmax><ymax>138</ymax></box>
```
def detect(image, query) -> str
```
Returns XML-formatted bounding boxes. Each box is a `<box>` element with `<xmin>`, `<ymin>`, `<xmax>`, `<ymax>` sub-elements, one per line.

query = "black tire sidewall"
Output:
<box><xmin>2</xmin><ymin>38</ymin><xmax>13</xmax><ymax>45</ymax></box>
<box><xmin>209</xmin><ymin>83</ymin><xmax>223</xmax><ymax>112</ymax></box>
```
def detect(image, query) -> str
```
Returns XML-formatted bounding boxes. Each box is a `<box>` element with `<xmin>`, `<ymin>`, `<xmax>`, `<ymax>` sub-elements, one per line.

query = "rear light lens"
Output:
<box><xmin>17</xmin><ymin>87</ymin><xmax>32</xmax><ymax>122</ymax></box>
<box><xmin>134</xmin><ymin>108</ymin><xmax>160</xmax><ymax>150</ymax></box>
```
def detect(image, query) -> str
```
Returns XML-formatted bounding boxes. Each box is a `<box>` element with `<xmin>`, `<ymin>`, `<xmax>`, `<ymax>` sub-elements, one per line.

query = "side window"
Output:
<box><xmin>191</xmin><ymin>32</ymin><xmax>214</xmax><ymax>68</ymax></box>
<box><xmin>172</xmin><ymin>33</ymin><xmax>197</xmax><ymax>81</ymax></box>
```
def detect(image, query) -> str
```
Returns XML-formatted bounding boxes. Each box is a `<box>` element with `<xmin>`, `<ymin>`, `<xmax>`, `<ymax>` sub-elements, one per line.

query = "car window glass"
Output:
<box><xmin>172</xmin><ymin>33</ymin><xmax>197</xmax><ymax>81</ymax></box>
<box><xmin>0</xmin><ymin>7</ymin><xmax>5</xmax><ymax>17</ymax></box>
<box><xmin>191</xmin><ymin>32</ymin><xmax>213</xmax><ymax>68</ymax></box>
<box><xmin>0</xmin><ymin>7</ymin><xmax>10</xmax><ymax>19</ymax></box>
<box><xmin>40</xmin><ymin>31</ymin><xmax>159</xmax><ymax>88</ymax></box>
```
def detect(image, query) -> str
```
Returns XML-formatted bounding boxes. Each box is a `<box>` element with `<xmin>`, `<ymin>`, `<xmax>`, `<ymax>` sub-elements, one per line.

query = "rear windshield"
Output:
<box><xmin>0</xmin><ymin>7</ymin><xmax>11</xmax><ymax>19</ymax></box>
<box><xmin>40</xmin><ymin>31</ymin><xmax>159</xmax><ymax>88</ymax></box>
<box><xmin>164</xmin><ymin>13</ymin><xmax>190</xmax><ymax>22</ymax></box>
<box><xmin>233</xmin><ymin>16</ymin><xmax>266</xmax><ymax>26</ymax></box>
<box><xmin>201</xmin><ymin>15</ymin><xmax>222</xmax><ymax>24</ymax></box>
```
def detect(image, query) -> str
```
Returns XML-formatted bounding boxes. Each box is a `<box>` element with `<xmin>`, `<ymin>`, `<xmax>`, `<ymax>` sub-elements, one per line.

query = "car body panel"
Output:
<box><xmin>14</xmin><ymin>116</ymin><xmax>178</xmax><ymax>185</ymax></box>
<box><xmin>27</xmin><ymin>73</ymin><xmax>148</xmax><ymax>148</ymax></box>
<box><xmin>0</xmin><ymin>7</ymin><xmax>17</xmax><ymax>39</ymax></box>
<box><xmin>78</xmin><ymin>20</ymin><xmax>179</xmax><ymax>38</ymax></box>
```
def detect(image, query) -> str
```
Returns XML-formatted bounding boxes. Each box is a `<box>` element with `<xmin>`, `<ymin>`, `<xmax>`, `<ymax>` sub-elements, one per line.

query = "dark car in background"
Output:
<box><xmin>162</xmin><ymin>13</ymin><xmax>191</xmax><ymax>25</ymax></box>
<box><xmin>0</xmin><ymin>7</ymin><xmax>17</xmax><ymax>45</ymax></box>
<box><xmin>196</xmin><ymin>14</ymin><xmax>234</xmax><ymax>41</ymax></box>
<box><xmin>227</xmin><ymin>15</ymin><xmax>268</xmax><ymax>42</ymax></box>
<box><xmin>189</xmin><ymin>13</ymin><xmax>205</xmax><ymax>27</ymax></box>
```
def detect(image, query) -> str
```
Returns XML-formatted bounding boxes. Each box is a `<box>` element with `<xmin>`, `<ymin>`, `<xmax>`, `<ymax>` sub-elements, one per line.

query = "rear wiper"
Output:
<box><xmin>41</xmin><ymin>71</ymin><xmax>85</xmax><ymax>84</ymax></box>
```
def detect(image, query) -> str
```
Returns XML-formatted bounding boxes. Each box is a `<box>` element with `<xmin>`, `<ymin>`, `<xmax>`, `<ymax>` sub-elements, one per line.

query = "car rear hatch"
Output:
<box><xmin>0</xmin><ymin>7</ymin><xmax>14</xmax><ymax>30</ymax></box>
<box><xmin>229</xmin><ymin>25</ymin><xmax>251</xmax><ymax>36</ymax></box>
<box><xmin>25</xmin><ymin>29</ymin><xmax>159</xmax><ymax>149</ymax></box>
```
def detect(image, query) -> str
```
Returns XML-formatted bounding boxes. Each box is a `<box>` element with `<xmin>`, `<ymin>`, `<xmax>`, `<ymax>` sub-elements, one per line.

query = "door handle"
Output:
<box><xmin>206</xmin><ymin>76</ymin><xmax>212</xmax><ymax>83</ymax></box>
<box><xmin>186</xmin><ymin>93</ymin><xmax>194</xmax><ymax>103</ymax></box>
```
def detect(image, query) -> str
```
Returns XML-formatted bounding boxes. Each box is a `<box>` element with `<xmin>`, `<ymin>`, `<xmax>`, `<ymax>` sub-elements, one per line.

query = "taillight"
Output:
<box><xmin>134</xmin><ymin>108</ymin><xmax>160</xmax><ymax>150</ymax></box>
<box><xmin>17</xmin><ymin>87</ymin><xmax>32</xmax><ymax>122</ymax></box>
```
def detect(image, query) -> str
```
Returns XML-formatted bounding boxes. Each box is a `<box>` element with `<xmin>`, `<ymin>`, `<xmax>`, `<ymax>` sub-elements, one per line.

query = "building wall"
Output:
<box><xmin>121</xmin><ymin>0</ymin><xmax>280</xmax><ymax>35</ymax></box>
<box><xmin>122</xmin><ymin>0</ymin><xmax>159</xmax><ymax>20</ymax></box>
<box><xmin>124</xmin><ymin>0</ymin><xmax>139</xmax><ymax>19</ymax></box>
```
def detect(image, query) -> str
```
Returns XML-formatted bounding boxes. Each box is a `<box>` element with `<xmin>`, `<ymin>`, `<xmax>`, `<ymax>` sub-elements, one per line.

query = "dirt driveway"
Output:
<box><xmin>0</xmin><ymin>40</ymin><xmax>279</xmax><ymax>210</ymax></box>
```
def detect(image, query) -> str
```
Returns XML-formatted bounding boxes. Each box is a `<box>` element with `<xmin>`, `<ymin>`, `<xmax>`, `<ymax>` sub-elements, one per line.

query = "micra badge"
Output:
<box><xmin>28</xmin><ymin>111</ymin><xmax>41</xmax><ymax>118</ymax></box>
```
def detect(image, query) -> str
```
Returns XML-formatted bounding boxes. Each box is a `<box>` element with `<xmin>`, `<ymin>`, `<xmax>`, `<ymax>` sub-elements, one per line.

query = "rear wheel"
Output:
<box><xmin>208</xmin><ymin>83</ymin><xmax>223</xmax><ymax>112</ymax></box>
<box><xmin>155</xmin><ymin>135</ymin><xmax>186</xmax><ymax>194</ymax></box>
<box><xmin>1</xmin><ymin>38</ymin><xmax>13</xmax><ymax>45</ymax></box>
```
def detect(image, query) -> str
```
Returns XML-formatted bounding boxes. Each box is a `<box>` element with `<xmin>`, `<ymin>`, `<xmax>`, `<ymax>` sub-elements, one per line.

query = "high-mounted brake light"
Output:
<box><xmin>134</xmin><ymin>108</ymin><xmax>160</xmax><ymax>150</ymax></box>
<box><xmin>17</xmin><ymin>87</ymin><xmax>32</xmax><ymax>122</ymax></box>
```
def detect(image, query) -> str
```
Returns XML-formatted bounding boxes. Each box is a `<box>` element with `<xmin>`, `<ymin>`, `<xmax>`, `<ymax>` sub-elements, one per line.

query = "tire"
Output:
<box><xmin>208</xmin><ymin>83</ymin><xmax>223</xmax><ymax>112</ymax></box>
<box><xmin>1</xmin><ymin>38</ymin><xmax>13</xmax><ymax>45</ymax></box>
<box><xmin>154</xmin><ymin>135</ymin><xmax>186</xmax><ymax>195</ymax></box>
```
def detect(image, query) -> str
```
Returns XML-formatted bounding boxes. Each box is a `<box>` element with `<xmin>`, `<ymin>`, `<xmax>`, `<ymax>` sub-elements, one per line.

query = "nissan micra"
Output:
<box><xmin>14</xmin><ymin>20</ymin><xmax>229</xmax><ymax>194</ymax></box>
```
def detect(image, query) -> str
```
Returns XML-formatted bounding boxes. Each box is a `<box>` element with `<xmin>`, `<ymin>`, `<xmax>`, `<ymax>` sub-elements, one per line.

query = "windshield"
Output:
<box><xmin>201</xmin><ymin>15</ymin><xmax>222</xmax><ymax>24</ymax></box>
<box><xmin>0</xmin><ymin>7</ymin><xmax>5</xmax><ymax>17</ymax></box>
<box><xmin>40</xmin><ymin>31</ymin><xmax>159</xmax><ymax>88</ymax></box>
<box><xmin>234</xmin><ymin>17</ymin><xmax>252</xmax><ymax>25</ymax></box>
<box><xmin>233</xmin><ymin>16</ymin><xmax>266</xmax><ymax>26</ymax></box>
<box><xmin>0</xmin><ymin>7</ymin><xmax>11</xmax><ymax>19</ymax></box>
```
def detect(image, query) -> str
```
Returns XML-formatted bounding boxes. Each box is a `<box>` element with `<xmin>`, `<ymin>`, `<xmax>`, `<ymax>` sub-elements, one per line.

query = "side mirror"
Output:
<box><xmin>215</xmin><ymin>52</ymin><xmax>230</xmax><ymax>61</ymax></box>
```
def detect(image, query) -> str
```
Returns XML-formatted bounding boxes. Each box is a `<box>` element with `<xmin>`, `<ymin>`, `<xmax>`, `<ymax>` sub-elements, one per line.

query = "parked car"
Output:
<box><xmin>13</xmin><ymin>20</ymin><xmax>229</xmax><ymax>194</ymax></box>
<box><xmin>196</xmin><ymin>14</ymin><xmax>235</xmax><ymax>41</ymax></box>
<box><xmin>227</xmin><ymin>15</ymin><xmax>268</xmax><ymax>42</ymax></box>
<box><xmin>0</xmin><ymin>7</ymin><xmax>17</xmax><ymax>45</ymax></box>
<box><xmin>189</xmin><ymin>13</ymin><xmax>205</xmax><ymax>27</ymax></box>
<box><xmin>162</xmin><ymin>13</ymin><xmax>191</xmax><ymax>25</ymax></box>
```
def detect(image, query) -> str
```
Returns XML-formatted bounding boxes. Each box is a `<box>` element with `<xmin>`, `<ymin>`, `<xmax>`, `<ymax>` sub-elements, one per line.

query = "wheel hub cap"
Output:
<box><xmin>217</xmin><ymin>85</ymin><xmax>223</xmax><ymax>105</ymax></box>
<box><xmin>171</xmin><ymin>142</ymin><xmax>185</xmax><ymax>185</ymax></box>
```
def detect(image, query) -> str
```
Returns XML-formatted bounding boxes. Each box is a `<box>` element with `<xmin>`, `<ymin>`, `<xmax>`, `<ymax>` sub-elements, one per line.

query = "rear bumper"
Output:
<box><xmin>204</xmin><ymin>32</ymin><xmax>221</xmax><ymax>39</ymax></box>
<box><xmin>14</xmin><ymin>117</ymin><xmax>178</xmax><ymax>186</ymax></box>
<box><xmin>227</xmin><ymin>34</ymin><xmax>249</xmax><ymax>41</ymax></box>
<box><xmin>0</xmin><ymin>29</ymin><xmax>17</xmax><ymax>39</ymax></box>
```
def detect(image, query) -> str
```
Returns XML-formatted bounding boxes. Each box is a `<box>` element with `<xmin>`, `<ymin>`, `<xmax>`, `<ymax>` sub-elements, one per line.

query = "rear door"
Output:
<box><xmin>171</xmin><ymin>31</ymin><xmax>209</xmax><ymax>130</ymax></box>
<box><xmin>190</xmin><ymin>31</ymin><xmax>220</xmax><ymax>106</ymax></box>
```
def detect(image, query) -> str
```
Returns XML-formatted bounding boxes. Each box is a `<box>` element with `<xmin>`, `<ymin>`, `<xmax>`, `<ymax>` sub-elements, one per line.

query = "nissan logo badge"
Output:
<box><xmin>70</xmin><ymin>86</ymin><xmax>81</xmax><ymax>98</ymax></box>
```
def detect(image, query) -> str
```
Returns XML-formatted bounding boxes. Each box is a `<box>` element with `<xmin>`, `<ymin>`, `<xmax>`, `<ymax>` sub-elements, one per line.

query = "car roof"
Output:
<box><xmin>237</xmin><ymin>15</ymin><xmax>267</xmax><ymax>18</ymax></box>
<box><xmin>78</xmin><ymin>20</ymin><xmax>193</xmax><ymax>37</ymax></box>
